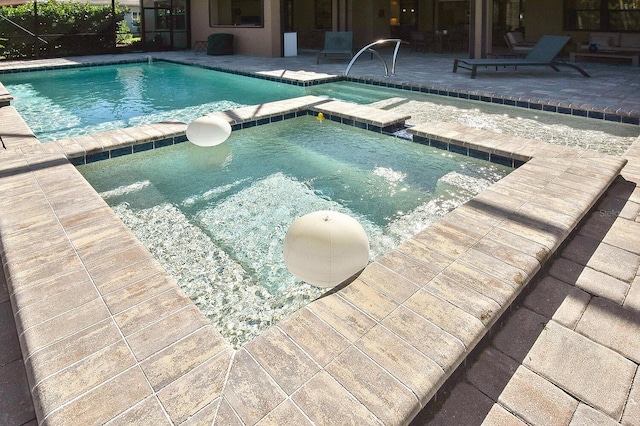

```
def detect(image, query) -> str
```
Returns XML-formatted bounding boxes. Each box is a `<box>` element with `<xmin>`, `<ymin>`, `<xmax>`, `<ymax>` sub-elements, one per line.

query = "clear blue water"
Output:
<box><xmin>2</xmin><ymin>62</ymin><xmax>404</xmax><ymax>143</ymax></box>
<box><xmin>3</xmin><ymin>61</ymin><xmax>638</xmax><ymax>155</ymax></box>
<box><xmin>0</xmin><ymin>62</ymin><xmax>306</xmax><ymax>141</ymax></box>
<box><xmin>78</xmin><ymin>116</ymin><xmax>511</xmax><ymax>346</ymax></box>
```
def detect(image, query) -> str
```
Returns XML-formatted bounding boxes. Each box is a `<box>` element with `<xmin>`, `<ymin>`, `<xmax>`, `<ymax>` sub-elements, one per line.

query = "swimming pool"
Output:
<box><xmin>0</xmin><ymin>61</ymin><xmax>306</xmax><ymax>141</ymax></box>
<box><xmin>78</xmin><ymin>116</ymin><xmax>511</xmax><ymax>346</ymax></box>
<box><xmin>3</xmin><ymin>61</ymin><xmax>638</xmax><ymax>154</ymax></box>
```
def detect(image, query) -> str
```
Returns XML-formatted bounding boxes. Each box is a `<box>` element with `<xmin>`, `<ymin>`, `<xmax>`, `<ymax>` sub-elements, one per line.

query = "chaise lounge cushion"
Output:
<box><xmin>620</xmin><ymin>33</ymin><xmax>640</xmax><ymax>49</ymax></box>
<box><xmin>579</xmin><ymin>32</ymin><xmax>640</xmax><ymax>52</ymax></box>
<box><xmin>317</xmin><ymin>32</ymin><xmax>353</xmax><ymax>64</ymax></box>
<box><xmin>453</xmin><ymin>35</ymin><xmax>590</xmax><ymax>79</ymax></box>
<box><xmin>590</xmin><ymin>32</ymin><xmax>619</xmax><ymax>48</ymax></box>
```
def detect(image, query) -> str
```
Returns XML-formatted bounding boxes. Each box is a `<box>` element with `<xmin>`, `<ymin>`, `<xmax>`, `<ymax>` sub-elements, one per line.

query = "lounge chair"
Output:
<box><xmin>453</xmin><ymin>35</ymin><xmax>590</xmax><ymax>79</ymax></box>
<box><xmin>317</xmin><ymin>31</ymin><xmax>353</xmax><ymax>64</ymax></box>
<box><xmin>504</xmin><ymin>32</ymin><xmax>534</xmax><ymax>57</ymax></box>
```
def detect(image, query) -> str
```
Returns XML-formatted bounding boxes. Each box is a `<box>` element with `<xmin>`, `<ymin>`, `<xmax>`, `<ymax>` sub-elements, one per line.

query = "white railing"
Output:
<box><xmin>345</xmin><ymin>38</ymin><xmax>408</xmax><ymax>77</ymax></box>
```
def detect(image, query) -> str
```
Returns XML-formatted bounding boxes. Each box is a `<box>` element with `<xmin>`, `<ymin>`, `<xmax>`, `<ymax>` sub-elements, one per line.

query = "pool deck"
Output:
<box><xmin>1</xmin><ymin>50</ymin><xmax>639</xmax><ymax>425</ymax></box>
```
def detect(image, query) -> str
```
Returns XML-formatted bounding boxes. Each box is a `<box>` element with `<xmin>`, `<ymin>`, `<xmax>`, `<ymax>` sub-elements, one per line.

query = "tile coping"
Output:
<box><xmin>0</xmin><ymin>57</ymin><xmax>638</xmax><ymax>125</ymax></box>
<box><xmin>0</xmin><ymin>97</ymin><xmax>630</xmax><ymax>424</ymax></box>
<box><xmin>37</xmin><ymin>96</ymin><xmax>524</xmax><ymax>169</ymax></box>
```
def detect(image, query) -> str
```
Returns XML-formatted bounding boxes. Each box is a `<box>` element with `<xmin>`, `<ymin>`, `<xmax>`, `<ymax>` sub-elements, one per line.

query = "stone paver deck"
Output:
<box><xmin>415</xmin><ymin>136</ymin><xmax>640</xmax><ymax>426</ymax></box>
<box><xmin>1</xmin><ymin>51</ymin><xmax>639</xmax><ymax>425</ymax></box>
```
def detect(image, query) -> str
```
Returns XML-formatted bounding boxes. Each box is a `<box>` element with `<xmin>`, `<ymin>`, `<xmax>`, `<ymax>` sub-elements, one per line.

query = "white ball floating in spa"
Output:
<box><xmin>186</xmin><ymin>115</ymin><xmax>232</xmax><ymax>147</ymax></box>
<box><xmin>283</xmin><ymin>210</ymin><xmax>370</xmax><ymax>288</ymax></box>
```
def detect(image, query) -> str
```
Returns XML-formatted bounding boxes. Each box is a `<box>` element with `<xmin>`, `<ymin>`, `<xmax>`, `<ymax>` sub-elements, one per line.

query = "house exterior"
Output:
<box><xmin>120</xmin><ymin>0</ymin><xmax>141</xmax><ymax>35</ymax></box>
<box><xmin>2</xmin><ymin>0</ymin><xmax>638</xmax><ymax>58</ymax></box>
<box><xmin>187</xmin><ymin>0</ymin><xmax>640</xmax><ymax>58</ymax></box>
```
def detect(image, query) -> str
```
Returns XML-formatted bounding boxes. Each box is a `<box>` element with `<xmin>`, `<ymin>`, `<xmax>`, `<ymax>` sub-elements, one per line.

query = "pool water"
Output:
<box><xmin>306</xmin><ymin>81</ymin><xmax>640</xmax><ymax>156</ymax></box>
<box><xmin>1</xmin><ymin>62</ymin><xmax>305</xmax><ymax>141</ymax></box>
<box><xmin>3</xmin><ymin>61</ymin><xmax>638</xmax><ymax>154</ymax></box>
<box><xmin>78</xmin><ymin>116</ymin><xmax>511</xmax><ymax>346</ymax></box>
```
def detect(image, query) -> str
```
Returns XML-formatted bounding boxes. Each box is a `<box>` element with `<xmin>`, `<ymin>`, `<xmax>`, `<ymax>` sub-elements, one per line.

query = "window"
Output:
<box><xmin>209</xmin><ymin>0</ymin><xmax>264</xmax><ymax>27</ymax></box>
<box><xmin>609</xmin><ymin>0</ymin><xmax>640</xmax><ymax>30</ymax></box>
<box><xmin>564</xmin><ymin>0</ymin><xmax>640</xmax><ymax>31</ymax></box>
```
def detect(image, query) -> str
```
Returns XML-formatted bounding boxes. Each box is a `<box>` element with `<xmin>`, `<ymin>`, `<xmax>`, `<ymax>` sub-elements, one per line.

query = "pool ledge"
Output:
<box><xmin>0</xmin><ymin>82</ymin><xmax>12</xmax><ymax>106</ymax></box>
<box><xmin>0</xmin><ymin>118</ymin><xmax>629</xmax><ymax>423</ymax></box>
<box><xmin>31</xmin><ymin>96</ymin><xmax>411</xmax><ymax>165</ymax></box>
<box><xmin>0</xmin><ymin>105</ymin><xmax>39</xmax><ymax>148</ymax></box>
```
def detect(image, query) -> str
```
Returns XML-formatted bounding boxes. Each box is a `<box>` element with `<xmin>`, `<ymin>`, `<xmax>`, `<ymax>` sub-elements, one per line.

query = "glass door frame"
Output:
<box><xmin>141</xmin><ymin>0</ymin><xmax>190</xmax><ymax>50</ymax></box>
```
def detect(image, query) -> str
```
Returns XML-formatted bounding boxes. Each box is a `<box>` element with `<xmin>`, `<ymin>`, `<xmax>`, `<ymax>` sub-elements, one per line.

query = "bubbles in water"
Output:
<box><xmin>100</xmin><ymin>180</ymin><xmax>152</xmax><ymax>199</ymax></box>
<box><xmin>372</xmin><ymin>166</ymin><xmax>407</xmax><ymax>185</ymax></box>
<box><xmin>83</xmin><ymin>117</ymin><xmax>511</xmax><ymax>347</ymax></box>
<box><xmin>373</xmin><ymin>99</ymin><xmax>638</xmax><ymax>156</ymax></box>
<box><xmin>106</xmin><ymin>169</ymin><xmax>500</xmax><ymax>347</ymax></box>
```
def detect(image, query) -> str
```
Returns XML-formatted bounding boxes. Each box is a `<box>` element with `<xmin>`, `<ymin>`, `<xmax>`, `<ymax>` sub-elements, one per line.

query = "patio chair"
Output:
<box><xmin>452</xmin><ymin>35</ymin><xmax>590</xmax><ymax>79</ymax></box>
<box><xmin>507</xmin><ymin>32</ymin><xmax>535</xmax><ymax>48</ymax></box>
<box><xmin>317</xmin><ymin>31</ymin><xmax>353</xmax><ymax>64</ymax></box>
<box><xmin>504</xmin><ymin>32</ymin><xmax>534</xmax><ymax>57</ymax></box>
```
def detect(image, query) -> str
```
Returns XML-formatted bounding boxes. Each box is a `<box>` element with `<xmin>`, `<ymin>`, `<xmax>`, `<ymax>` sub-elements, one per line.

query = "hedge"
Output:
<box><xmin>0</xmin><ymin>0</ymin><xmax>127</xmax><ymax>58</ymax></box>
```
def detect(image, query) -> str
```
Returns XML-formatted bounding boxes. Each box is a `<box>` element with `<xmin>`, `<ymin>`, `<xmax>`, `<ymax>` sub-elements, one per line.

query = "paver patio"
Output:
<box><xmin>417</xmin><ymin>138</ymin><xmax>640</xmax><ymax>425</ymax></box>
<box><xmin>1</xmin><ymin>49</ymin><xmax>639</xmax><ymax>425</ymax></box>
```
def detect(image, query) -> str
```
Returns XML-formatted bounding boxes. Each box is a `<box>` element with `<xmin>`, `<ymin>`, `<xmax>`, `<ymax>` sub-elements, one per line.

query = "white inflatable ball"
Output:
<box><xmin>283</xmin><ymin>210</ymin><xmax>370</xmax><ymax>288</ymax></box>
<box><xmin>186</xmin><ymin>115</ymin><xmax>232</xmax><ymax>147</ymax></box>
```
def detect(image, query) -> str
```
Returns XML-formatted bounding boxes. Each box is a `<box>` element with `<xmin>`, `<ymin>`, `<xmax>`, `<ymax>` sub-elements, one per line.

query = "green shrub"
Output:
<box><xmin>0</xmin><ymin>0</ymin><xmax>126</xmax><ymax>58</ymax></box>
<box><xmin>116</xmin><ymin>18</ymin><xmax>133</xmax><ymax>45</ymax></box>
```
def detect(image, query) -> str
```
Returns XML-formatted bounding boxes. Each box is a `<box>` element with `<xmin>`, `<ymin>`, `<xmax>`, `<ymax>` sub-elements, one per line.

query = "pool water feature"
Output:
<box><xmin>0</xmin><ymin>62</ymin><xmax>306</xmax><ymax>141</ymax></box>
<box><xmin>78</xmin><ymin>116</ymin><xmax>511</xmax><ymax>347</ymax></box>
